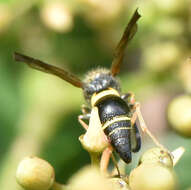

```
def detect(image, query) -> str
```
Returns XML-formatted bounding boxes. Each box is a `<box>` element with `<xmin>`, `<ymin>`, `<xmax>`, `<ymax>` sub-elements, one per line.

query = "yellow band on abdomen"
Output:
<box><xmin>108</xmin><ymin>127</ymin><xmax>131</xmax><ymax>137</ymax></box>
<box><xmin>102</xmin><ymin>116</ymin><xmax>131</xmax><ymax>130</ymax></box>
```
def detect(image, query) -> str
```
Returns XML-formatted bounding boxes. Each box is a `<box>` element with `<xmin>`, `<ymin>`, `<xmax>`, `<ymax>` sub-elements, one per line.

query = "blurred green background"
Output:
<box><xmin>0</xmin><ymin>0</ymin><xmax>191</xmax><ymax>189</ymax></box>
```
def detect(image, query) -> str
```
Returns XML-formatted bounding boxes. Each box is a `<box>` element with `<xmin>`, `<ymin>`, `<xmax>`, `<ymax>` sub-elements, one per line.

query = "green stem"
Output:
<box><xmin>89</xmin><ymin>152</ymin><xmax>101</xmax><ymax>167</ymax></box>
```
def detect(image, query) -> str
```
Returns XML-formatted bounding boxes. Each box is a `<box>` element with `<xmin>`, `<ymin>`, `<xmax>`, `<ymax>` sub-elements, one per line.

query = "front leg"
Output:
<box><xmin>78</xmin><ymin>115</ymin><xmax>89</xmax><ymax>130</ymax></box>
<box><xmin>78</xmin><ymin>104</ymin><xmax>91</xmax><ymax>130</ymax></box>
<box><xmin>78</xmin><ymin>113</ymin><xmax>91</xmax><ymax>121</ymax></box>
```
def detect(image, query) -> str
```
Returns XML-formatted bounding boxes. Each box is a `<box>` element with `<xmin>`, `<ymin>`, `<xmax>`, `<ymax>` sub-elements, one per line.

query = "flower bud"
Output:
<box><xmin>40</xmin><ymin>0</ymin><xmax>73</xmax><ymax>32</ymax></box>
<box><xmin>139</xmin><ymin>147</ymin><xmax>173</xmax><ymax>168</ymax></box>
<box><xmin>129</xmin><ymin>163</ymin><xmax>177</xmax><ymax>190</ymax></box>
<box><xmin>68</xmin><ymin>165</ymin><xmax>115</xmax><ymax>190</ymax></box>
<box><xmin>142</xmin><ymin>42</ymin><xmax>181</xmax><ymax>72</ymax></box>
<box><xmin>81</xmin><ymin>0</ymin><xmax>123</xmax><ymax>25</ymax></box>
<box><xmin>16</xmin><ymin>156</ymin><xmax>55</xmax><ymax>190</ymax></box>
<box><xmin>168</xmin><ymin>95</ymin><xmax>191</xmax><ymax>137</ymax></box>
<box><xmin>179</xmin><ymin>58</ymin><xmax>191</xmax><ymax>93</ymax></box>
<box><xmin>109</xmin><ymin>177</ymin><xmax>130</xmax><ymax>190</ymax></box>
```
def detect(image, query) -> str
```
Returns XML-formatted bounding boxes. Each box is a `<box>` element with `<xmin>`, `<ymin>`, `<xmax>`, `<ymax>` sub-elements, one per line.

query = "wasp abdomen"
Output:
<box><xmin>104</xmin><ymin>119</ymin><xmax>132</xmax><ymax>163</ymax></box>
<box><xmin>96</xmin><ymin>96</ymin><xmax>130</xmax><ymax>123</ymax></box>
<box><xmin>96</xmin><ymin>96</ymin><xmax>132</xmax><ymax>163</ymax></box>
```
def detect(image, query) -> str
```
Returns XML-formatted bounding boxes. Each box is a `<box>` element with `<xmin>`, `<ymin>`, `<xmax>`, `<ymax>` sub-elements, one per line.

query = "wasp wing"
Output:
<box><xmin>14</xmin><ymin>52</ymin><xmax>83</xmax><ymax>88</ymax></box>
<box><xmin>111</xmin><ymin>9</ymin><xmax>141</xmax><ymax>76</ymax></box>
<box><xmin>131</xmin><ymin>122</ymin><xmax>141</xmax><ymax>152</ymax></box>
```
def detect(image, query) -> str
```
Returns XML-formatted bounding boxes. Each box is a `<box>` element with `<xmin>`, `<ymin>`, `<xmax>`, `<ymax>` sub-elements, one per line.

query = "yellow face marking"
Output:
<box><xmin>91</xmin><ymin>88</ymin><xmax>120</xmax><ymax>107</ymax></box>
<box><xmin>102</xmin><ymin>116</ymin><xmax>131</xmax><ymax>130</ymax></box>
<box><xmin>108</xmin><ymin>127</ymin><xmax>131</xmax><ymax>137</ymax></box>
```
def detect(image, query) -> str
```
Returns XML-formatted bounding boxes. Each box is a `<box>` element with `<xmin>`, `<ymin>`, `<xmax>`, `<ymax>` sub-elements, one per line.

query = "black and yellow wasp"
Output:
<box><xmin>14</xmin><ymin>10</ymin><xmax>161</xmax><ymax>167</ymax></box>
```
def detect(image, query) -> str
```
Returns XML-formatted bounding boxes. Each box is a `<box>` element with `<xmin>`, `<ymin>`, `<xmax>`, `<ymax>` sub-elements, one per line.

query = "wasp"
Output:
<box><xmin>14</xmin><ymin>9</ymin><xmax>164</xmax><ymax>170</ymax></box>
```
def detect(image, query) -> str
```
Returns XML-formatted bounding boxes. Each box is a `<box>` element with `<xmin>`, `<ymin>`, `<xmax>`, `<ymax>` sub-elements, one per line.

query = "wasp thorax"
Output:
<box><xmin>83</xmin><ymin>68</ymin><xmax>121</xmax><ymax>102</ymax></box>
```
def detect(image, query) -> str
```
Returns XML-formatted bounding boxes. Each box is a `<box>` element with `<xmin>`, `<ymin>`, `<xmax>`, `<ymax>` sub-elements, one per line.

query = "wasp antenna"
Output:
<box><xmin>14</xmin><ymin>52</ymin><xmax>83</xmax><ymax>88</ymax></box>
<box><xmin>111</xmin><ymin>9</ymin><xmax>141</xmax><ymax>76</ymax></box>
<box><xmin>14</xmin><ymin>52</ymin><xmax>31</xmax><ymax>62</ymax></box>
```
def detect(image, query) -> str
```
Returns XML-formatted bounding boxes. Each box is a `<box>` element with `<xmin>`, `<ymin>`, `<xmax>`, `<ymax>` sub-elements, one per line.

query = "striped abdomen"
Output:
<box><xmin>95</xmin><ymin>96</ymin><xmax>132</xmax><ymax>163</ymax></box>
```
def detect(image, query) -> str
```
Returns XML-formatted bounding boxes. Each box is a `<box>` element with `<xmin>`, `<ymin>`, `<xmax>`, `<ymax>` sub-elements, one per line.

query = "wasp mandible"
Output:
<box><xmin>14</xmin><ymin>9</ymin><xmax>164</xmax><ymax>171</ymax></box>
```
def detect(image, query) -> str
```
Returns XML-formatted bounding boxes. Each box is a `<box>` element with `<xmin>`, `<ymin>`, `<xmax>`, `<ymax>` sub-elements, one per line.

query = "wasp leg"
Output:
<box><xmin>79</xmin><ymin>105</ymin><xmax>91</xmax><ymax>125</ymax></box>
<box><xmin>121</xmin><ymin>92</ymin><xmax>135</xmax><ymax>103</ymax></box>
<box><xmin>100</xmin><ymin>146</ymin><xmax>113</xmax><ymax>173</ymax></box>
<box><xmin>123</xmin><ymin>94</ymin><xmax>167</xmax><ymax>150</ymax></box>
<box><xmin>79</xmin><ymin>113</ymin><xmax>91</xmax><ymax>120</ymax></box>
<box><xmin>121</xmin><ymin>92</ymin><xmax>136</xmax><ymax>111</ymax></box>
<box><xmin>122</xmin><ymin>92</ymin><xmax>141</xmax><ymax>152</ymax></box>
<box><xmin>81</xmin><ymin>104</ymin><xmax>91</xmax><ymax>115</ymax></box>
<box><xmin>111</xmin><ymin>153</ymin><xmax>121</xmax><ymax>177</ymax></box>
<box><xmin>131</xmin><ymin>122</ymin><xmax>141</xmax><ymax>152</ymax></box>
<box><xmin>78</xmin><ymin>115</ymin><xmax>89</xmax><ymax>130</ymax></box>
<box><xmin>132</xmin><ymin>103</ymin><xmax>166</xmax><ymax>150</ymax></box>
<box><xmin>100</xmin><ymin>146</ymin><xmax>121</xmax><ymax>177</ymax></box>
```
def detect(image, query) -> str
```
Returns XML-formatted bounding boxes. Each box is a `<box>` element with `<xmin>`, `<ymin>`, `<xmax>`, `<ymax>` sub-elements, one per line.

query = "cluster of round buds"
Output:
<box><xmin>16</xmin><ymin>156</ymin><xmax>55</xmax><ymax>190</ymax></box>
<box><xmin>16</xmin><ymin>147</ymin><xmax>184</xmax><ymax>190</ymax></box>
<box><xmin>128</xmin><ymin>147</ymin><xmax>184</xmax><ymax>190</ymax></box>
